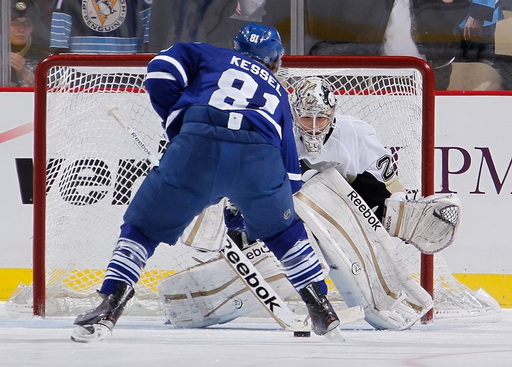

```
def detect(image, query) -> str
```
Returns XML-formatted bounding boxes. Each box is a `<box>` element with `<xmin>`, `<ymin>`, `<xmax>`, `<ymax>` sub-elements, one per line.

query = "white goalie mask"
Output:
<box><xmin>290</xmin><ymin>77</ymin><xmax>337</xmax><ymax>153</ymax></box>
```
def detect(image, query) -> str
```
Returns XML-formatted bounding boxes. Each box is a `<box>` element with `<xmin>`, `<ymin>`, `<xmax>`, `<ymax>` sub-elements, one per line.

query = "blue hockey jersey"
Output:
<box><xmin>145</xmin><ymin>42</ymin><xmax>302</xmax><ymax>192</ymax></box>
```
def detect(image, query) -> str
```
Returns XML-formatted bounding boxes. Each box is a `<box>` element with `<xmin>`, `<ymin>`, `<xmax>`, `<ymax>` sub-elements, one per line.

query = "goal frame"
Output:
<box><xmin>32</xmin><ymin>54</ymin><xmax>435</xmax><ymax>318</ymax></box>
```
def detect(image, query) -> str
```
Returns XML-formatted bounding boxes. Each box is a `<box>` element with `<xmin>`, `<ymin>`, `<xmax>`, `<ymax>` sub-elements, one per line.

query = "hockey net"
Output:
<box><xmin>6</xmin><ymin>54</ymin><xmax>500</xmax><ymax>323</ymax></box>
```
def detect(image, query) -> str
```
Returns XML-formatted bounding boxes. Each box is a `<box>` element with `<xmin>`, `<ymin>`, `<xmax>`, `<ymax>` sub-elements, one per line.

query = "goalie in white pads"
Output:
<box><xmin>159</xmin><ymin>76</ymin><xmax>461</xmax><ymax>331</ymax></box>
<box><xmin>290</xmin><ymin>76</ymin><xmax>461</xmax><ymax>255</ymax></box>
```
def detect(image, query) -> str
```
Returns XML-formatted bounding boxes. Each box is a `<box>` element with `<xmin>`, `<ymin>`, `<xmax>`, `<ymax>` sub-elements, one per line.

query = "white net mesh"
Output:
<box><xmin>6</xmin><ymin>58</ymin><xmax>500</xmax><ymax>323</ymax></box>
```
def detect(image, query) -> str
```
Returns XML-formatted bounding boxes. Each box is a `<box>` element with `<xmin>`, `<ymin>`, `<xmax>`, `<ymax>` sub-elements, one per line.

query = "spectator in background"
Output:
<box><xmin>409</xmin><ymin>0</ymin><xmax>469</xmax><ymax>90</ymax></box>
<box><xmin>148</xmin><ymin>0</ymin><xmax>297</xmax><ymax>64</ymax></box>
<box><xmin>304</xmin><ymin>1</ymin><xmax>395</xmax><ymax>58</ymax></box>
<box><xmin>38</xmin><ymin>0</ymin><xmax>55</xmax><ymax>43</ymax></box>
<box><xmin>231</xmin><ymin>0</ymin><xmax>268</xmax><ymax>22</ymax></box>
<box><xmin>459</xmin><ymin>0</ymin><xmax>504</xmax><ymax>64</ymax></box>
<box><xmin>307</xmin><ymin>0</ymin><xmax>468</xmax><ymax>90</ymax></box>
<box><xmin>495</xmin><ymin>0</ymin><xmax>512</xmax><ymax>90</ymax></box>
<box><xmin>50</xmin><ymin>0</ymin><xmax>151</xmax><ymax>54</ymax></box>
<box><xmin>10</xmin><ymin>1</ymin><xmax>51</xmax><ymax>87</ymax></box>
<box><xmin>148</xmin><ymin>0</ymin><xmax>243</xmax><ymax>52</ymax></box>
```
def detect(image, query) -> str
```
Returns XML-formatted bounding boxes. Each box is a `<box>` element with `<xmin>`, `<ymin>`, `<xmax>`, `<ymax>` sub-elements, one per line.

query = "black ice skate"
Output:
<box><xmin>299</xmin><ymin>283</ymin><xmax>340</xmax><ymax>336</ymax></box>
<box><xmin>71</xmin><ymin>283</ymin><xmax>134</xmax><ymax>343</ymax></box>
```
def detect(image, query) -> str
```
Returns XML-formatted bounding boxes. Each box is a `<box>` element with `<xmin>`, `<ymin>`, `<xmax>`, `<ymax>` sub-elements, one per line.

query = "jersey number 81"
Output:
<box><xmin>209</xmin><ymin>69</ymin><xmax>279</xmax><ymax>115</ymax></box>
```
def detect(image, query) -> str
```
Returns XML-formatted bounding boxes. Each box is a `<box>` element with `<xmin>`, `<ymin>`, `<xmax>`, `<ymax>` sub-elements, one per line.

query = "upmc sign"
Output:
<box><xmin>437</xmin><ymin>146</ymin><xmax>512</xmax><ymax>195</ymax></box>
<box><xmin>434</xmin><ymin>95</ymin><xmax>511</xmax><ymax>274</ymax></box>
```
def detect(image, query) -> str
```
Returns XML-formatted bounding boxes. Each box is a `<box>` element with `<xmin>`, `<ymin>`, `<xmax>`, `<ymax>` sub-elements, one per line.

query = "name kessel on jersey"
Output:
<box><xmin>229</xmin><ymin>56</ymin><xmax>282</xmax><ymax>96</ymax></box>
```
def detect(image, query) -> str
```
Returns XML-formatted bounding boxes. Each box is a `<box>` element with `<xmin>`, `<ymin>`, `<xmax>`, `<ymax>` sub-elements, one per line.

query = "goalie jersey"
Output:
<box><xmin>297</xmin><ymin>114</ymin><xmax>404</xmax><ymax>218</ymax></box>
<box><xmin>145</xmin><ymin>42</ymin><xmax>302</xmax><ymax>192</ymax></box>
<box><xmin>50</xmin><ymin>0</ymin><xmax>151</xmax><ymax>53</ymax></box>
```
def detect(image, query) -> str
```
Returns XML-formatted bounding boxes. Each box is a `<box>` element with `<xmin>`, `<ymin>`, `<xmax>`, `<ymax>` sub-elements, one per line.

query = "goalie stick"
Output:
<box><xmin>105</xmin><ymin>106</ymin><xmax>314</xmax><ymax>335</ymax></box>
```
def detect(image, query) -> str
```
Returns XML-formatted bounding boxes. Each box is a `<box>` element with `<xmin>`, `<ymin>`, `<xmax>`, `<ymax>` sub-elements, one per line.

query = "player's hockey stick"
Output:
<box><xmin>105</xmin><ymin>106</ymin><xmax>309</xmax><ymax>333</ymax></box>
<box><xmin>220</xmin><ymin>237</ymin><xmax>308</xmax><ymax>332</ymax></box>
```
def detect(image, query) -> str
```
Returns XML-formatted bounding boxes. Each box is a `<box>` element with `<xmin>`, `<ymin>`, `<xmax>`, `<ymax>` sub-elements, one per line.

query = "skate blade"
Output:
<box><xmin>71</xmin><ymin>324</ymin><xmax>111</xmax><ymax>343</ymax></box>
<box><xmin>324</xmin><ymin>325</ymin><xmax>346</xmax><ymax>343</ymax></box>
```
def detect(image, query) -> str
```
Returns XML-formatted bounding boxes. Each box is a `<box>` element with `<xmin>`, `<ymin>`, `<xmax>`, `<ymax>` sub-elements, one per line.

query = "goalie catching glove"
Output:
<box><xmin>383</xmin><ymin>192</ymin><xmax>461</xmax><ymax>254</ymax></box>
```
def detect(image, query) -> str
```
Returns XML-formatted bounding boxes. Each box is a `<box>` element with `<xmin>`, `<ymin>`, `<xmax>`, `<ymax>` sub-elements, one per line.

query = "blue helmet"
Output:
<box><xmin>233</xmin><ymin>23</ymin><xmax>284</xmax><ymax>69</ymax></box>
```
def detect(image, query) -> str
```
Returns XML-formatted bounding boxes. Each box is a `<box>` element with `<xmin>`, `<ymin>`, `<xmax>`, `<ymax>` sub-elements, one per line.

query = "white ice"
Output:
<box><xmin>1</xmin><ymin>303</ymin><xmax>511</xmax><ymax>367</ymax></box>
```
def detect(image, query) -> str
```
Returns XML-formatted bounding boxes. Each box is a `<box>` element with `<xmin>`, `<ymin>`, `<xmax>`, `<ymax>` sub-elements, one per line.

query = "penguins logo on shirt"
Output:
<box><xmin>82</xmin><ymin>0</ymin><xmax>127</xmax><ymax>32</ymax></box>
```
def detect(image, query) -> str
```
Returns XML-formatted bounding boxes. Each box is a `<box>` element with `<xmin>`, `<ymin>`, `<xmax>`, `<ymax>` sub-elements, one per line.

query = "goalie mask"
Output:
<box><xmin>290</xmin><ymin>77</ymin><xmax>336</xmax><ymax>153</ymax></box>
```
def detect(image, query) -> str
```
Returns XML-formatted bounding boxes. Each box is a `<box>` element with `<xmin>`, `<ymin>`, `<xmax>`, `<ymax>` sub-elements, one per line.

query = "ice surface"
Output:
<box><xmin>0</xmin><ymin>303</ymin><xmax>511</xmax><ymax>367</ymax></box>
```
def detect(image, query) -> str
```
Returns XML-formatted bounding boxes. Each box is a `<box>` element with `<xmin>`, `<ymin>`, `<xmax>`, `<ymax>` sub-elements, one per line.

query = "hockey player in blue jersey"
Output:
<box><xmin>71</xmin><ymin>23</ymin><xmax>340</xmax><ymax>342</ymax></box>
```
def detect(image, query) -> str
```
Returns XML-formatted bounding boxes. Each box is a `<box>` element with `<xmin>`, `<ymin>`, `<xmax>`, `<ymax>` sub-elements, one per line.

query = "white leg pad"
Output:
<box><xmin>158</xmin><ymin>241</ymin><xmax>298</xmax><ymax>328</ymax></box>
<box><xmin>293</xmin><ymin>168</ymin><xmax>433</xmax><ymax>330</ymax></box>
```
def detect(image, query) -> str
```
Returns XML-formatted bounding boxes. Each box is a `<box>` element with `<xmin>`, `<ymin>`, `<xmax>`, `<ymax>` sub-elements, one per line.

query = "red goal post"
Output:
<box><xmin>28</xmin><ymin>54</ymin><xmax>435</xmax><ymax>318</ymax></box>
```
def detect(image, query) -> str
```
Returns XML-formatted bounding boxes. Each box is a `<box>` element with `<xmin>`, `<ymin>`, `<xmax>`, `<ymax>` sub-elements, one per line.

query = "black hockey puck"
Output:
<box><xmin>293</xmin><ymin>331</ymin><xmax>311</xmax><ymax>337</ymax></box>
